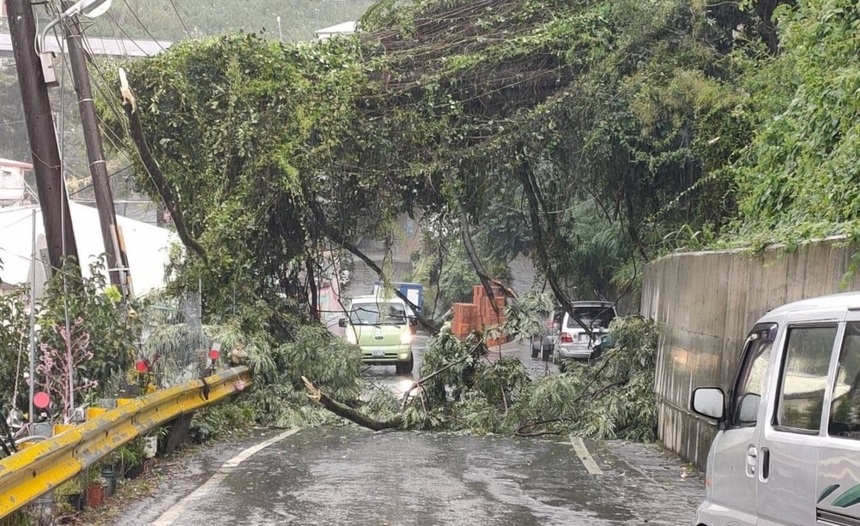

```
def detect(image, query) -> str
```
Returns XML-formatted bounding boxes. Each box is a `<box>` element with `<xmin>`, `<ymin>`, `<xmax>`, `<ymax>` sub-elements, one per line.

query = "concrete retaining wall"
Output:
<box><xmin>642</xmin><ymin>238</ymin><xmax>860</xmax><ymax>469</ymax></box>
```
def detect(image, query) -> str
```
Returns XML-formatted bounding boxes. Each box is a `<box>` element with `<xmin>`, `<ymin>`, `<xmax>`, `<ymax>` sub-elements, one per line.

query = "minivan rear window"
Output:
<box><xmin>564</xmin><ymin>306</ymin><xmax>615</xmax><ymax>329</ymax></box>
<box><xmin>829</xmin><ymin>321</ymin><xmax>860</xmax><ymax>439</ymax></box>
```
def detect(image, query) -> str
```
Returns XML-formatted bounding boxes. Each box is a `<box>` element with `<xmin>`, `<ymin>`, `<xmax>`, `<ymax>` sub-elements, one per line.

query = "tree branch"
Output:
<box><xmin>515</xmin><ymin>159</ymin><xmax>591</xmax><ymax>337</ymax></box>
<box><xmin>303</xmin><ymin>188</ymin><xmax>438</xmax><ymax>335</ymax></box>
<box><xmin>303</xmin><ymin>376</ymin><xmax>404</xmax><ymax>431</ymax></box>
<box><xmin>398</xmin><ymin>350</ymin><xmax>474</xmax><ymax>409</ymax></box>
<box><xmin>119</xmin><ymin>69</ymin><xmax>207</xmax><ymax>262</ymax></box>
<box><xmin>457</xmin><ymin>203</ymin><xmax>500</xmax><ymax>315</ymax></box>
<box><xmin>514</xmin><ymin>379</ymin><xmax>629</xmax><ymax>437</ymax></box>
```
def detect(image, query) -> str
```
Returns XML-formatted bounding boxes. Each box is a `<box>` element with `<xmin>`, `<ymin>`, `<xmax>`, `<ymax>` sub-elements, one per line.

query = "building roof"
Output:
<box><xmin>314</xmin><ymin>21</ymin><xmax>357</xmax><ymax>40</ymax></box>
<box><xmin>0</xmin><ymin>32</ymin><xmax>172</xmax><ymax>59</ymax></box>
<box><xmin>0</xmin><ymin>158</ymin><xmax>33</xmax><ymax>170</ymax></box>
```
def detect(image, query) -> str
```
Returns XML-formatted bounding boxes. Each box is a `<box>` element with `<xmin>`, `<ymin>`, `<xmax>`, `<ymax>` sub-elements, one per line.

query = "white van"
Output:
<box><xmin>691</xmin><ymin>291</ymin><xmax>860</xmax><ymax>526</ymax></box>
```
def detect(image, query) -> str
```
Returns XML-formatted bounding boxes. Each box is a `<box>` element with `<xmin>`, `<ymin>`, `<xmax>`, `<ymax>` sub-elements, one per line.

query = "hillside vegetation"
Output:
<box><xmin>732</xmin><ymin>0</ymin><xmax>860</xmax><ymax>246</ymax></box>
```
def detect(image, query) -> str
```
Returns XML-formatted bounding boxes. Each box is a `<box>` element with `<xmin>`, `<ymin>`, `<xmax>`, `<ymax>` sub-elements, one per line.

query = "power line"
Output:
<box><xmin>68</xmin><ymin>164</ymin><xmax>132</xmax><ymax>196</ymax></box>
<box><xmin>118</xmin><ymin>0</ymin><xmax>167</xmax><ymax>50</ymax></box>
<box><xmin>167</xmin><ymin>0</ymin><xmax>191</xmax><ymax>38</ymax></box>
<box><xmin>104</xmin><ymin>10</ymin><xmax>159</xmax><ymax>55</ymax></box>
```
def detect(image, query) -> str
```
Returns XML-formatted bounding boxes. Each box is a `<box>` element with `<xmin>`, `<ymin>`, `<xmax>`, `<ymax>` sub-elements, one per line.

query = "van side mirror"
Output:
<box><xmin>338</xmin><ymin>317</ymin><xmax>347</xmax><ymax>328</ymax></box>
<box><xmin>691</xmin><ymin>387</ymin><xmax>725</xmax><ymax>421</ymax></box>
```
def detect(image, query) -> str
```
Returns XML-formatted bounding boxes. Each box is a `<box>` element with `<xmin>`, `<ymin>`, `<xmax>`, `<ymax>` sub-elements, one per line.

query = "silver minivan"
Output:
<box><xmin>691</xmin><ymin>292</ymin><xmax>860</xmax><ymax>526</ymax></box>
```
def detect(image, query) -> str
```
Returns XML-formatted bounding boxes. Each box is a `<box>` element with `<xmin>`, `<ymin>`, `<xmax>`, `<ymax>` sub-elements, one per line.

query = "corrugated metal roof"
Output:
<box><xmin>314</xmin><ymin>21</ymin><xmax>357</xmax><ymax>40</ymax></box>
<box><xmin>0</xmin><ymin>32</ymin><xmax>172</xmax><ymax>58</ymax></box>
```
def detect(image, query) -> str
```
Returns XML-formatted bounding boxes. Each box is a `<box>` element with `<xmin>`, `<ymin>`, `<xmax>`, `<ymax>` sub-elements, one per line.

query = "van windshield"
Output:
<box><xmin>349</xmin><ymin>302</ymin><xmax>407</xmax><ymax>326</ymax></box>
<box><xmin>565</xmin><ymin>306</ymin><xmax>615</xmax><ymax>329</ymax></box>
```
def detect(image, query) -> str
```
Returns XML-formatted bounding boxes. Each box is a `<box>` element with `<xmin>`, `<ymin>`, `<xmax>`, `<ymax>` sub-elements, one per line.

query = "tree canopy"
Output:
<box><xmin>96</xmin><ymin>0</ymin><xmax>857</xmax><ymax>318</ymax></box>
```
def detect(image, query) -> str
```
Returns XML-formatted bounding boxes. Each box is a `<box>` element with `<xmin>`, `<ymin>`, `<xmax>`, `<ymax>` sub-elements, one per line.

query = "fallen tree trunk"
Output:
<box><xmin>303</xmin><ymin>377</ymin><xmax>403</xmax><ymax>431</ymax></box>
<box><xmin>305</xmin><ymin>341</ymin><xmax>483</xmax><ymax>430</ymax></box>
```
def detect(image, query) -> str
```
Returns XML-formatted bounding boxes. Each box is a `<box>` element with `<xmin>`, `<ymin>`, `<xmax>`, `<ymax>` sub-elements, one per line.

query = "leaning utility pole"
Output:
<box><xmin>6</xmin><ymin>0</ymin><xmax>78</xmax><ymax>270</ymax></box>
<box><xmin>62</xmin><ymin>5</ymin><xmax>126</xmax><ymax>291</ymax></box>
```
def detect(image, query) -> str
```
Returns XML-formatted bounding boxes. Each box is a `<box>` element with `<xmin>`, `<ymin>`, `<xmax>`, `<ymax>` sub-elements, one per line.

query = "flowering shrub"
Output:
<box><xmin>36</xmin><ymin>319</ymin><xmax>99</xmax><ymax>424</ymax></box>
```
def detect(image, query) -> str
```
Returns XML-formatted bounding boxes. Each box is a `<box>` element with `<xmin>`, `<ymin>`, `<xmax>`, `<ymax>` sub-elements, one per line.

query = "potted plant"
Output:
<box><xmin>85</xmin><ymin>476</ymin><xmax>106</xmax><ymax>508</ymax></box>
<box><xmin>55</xmin><ymin>477</ymin><xmax>84</xmax><ymax>511</ymax></box>
<box><xmin>115</xmin><ymin>439</ymin><xmax>145</xmax><ymax>479</ymax></box>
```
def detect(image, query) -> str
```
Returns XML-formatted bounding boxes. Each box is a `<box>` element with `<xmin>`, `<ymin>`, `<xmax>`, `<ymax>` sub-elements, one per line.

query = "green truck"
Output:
<box><xmin>339</xmin><ymin>295</ymin><xmax>416</xmax><ymax>374</ymax></box>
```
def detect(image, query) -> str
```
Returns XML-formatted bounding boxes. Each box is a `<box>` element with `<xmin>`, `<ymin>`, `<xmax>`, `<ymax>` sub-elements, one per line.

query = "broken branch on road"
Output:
<box><xmin>303</xmin><ymin>376</ymin><xmax>404</xmax><ymax>431</ymax></box>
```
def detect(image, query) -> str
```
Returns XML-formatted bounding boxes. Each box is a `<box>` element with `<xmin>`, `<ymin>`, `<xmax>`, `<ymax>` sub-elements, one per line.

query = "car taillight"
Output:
<box><xmin>560</xmin><ymin>333</ymin><xmax>573</xmax><ymax>343</ymax></box>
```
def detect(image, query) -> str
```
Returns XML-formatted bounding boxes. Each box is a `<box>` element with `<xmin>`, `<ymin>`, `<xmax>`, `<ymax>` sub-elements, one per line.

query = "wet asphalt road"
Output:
<box><xmin>114</xmin><ymin>336</ymin><xmax>703</xmax><ymax>525</ymax></box>
<box><xmin>118</xmin><ymin>426</ymin><xmax>703</xmax><ymax>525</ymax></box>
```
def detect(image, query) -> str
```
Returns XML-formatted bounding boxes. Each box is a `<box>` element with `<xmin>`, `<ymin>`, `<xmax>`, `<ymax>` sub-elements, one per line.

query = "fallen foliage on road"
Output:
<box><xmin>304</xmin><ymin>316</ymin><xmax>658</xmax><ymax>441</ymax></box>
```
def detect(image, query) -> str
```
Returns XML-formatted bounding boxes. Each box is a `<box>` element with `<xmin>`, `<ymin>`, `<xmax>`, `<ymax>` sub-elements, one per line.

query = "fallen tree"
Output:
<box><xmin>302</xmin><ymin>313</ymin><xmax>659</xmax><ymax>441</ymax></box>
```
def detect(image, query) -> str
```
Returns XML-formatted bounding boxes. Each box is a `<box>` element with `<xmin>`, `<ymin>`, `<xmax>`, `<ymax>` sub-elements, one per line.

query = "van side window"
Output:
<box><xmin>829</xmin><ymin>322</ymin><xmax>860</xmax><ymax>439</ymax></box>
<box><xmin>730</xmin><ymin>324</ymin><xmax>776</xmax><ymax>427</ymax></box>
<box><xmin>775</xmin><ymin>326</ymin><xmax>837</xmax><ymax>433</ymax></box>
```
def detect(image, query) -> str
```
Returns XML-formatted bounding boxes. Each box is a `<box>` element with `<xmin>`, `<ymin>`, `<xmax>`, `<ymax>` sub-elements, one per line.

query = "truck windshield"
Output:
<box><xmin>349</xmin><ymin>302</ymin><xmax>407</xmax><ymax>326</ymax></box>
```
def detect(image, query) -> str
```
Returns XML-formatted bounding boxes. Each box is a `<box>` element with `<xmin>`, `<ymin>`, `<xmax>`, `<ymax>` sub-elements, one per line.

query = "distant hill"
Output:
<box><xmin>92</xmin><ymin>0</ymin><xmax>376</xmax><ymax>42</ymax></box>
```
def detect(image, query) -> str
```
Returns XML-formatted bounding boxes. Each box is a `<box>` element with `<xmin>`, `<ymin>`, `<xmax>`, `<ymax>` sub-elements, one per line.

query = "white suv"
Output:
<box><xmin>554</xmin><ymin>301</ymin><xmax>616</xmax><ymax>362</ymax></box>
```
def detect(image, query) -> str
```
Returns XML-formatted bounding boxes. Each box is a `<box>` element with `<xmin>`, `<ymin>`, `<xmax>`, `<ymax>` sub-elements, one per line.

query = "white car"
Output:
<box><xmin>553</xmin><ymin>301</ymin><xmax>616</xmax><ymax>362</ymax></box>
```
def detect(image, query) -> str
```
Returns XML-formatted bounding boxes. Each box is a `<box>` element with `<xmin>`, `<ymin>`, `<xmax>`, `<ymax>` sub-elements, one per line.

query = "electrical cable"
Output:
<box><xmin>68</xmin><ymin>164</ymin><xmax>132</xmax><ymax>196</ymax></box>
<box><xmin>118</xmin><ymin>0</ymin><xmax>167</xmax><ymax>50</ymax></box>
<box><xmin>46</xmin><ymin>4</ymin><xmax>75</xmax><ymax>417</ymax></box>
<box><xmin>167</xmin><ymin>0</ymin><xmax>191</xmax><ymax>38</ymax></box>
<box><xmin>103</xmin><ymin>10</ymin><xmax>158</xmax><ymax>55</ymax></box>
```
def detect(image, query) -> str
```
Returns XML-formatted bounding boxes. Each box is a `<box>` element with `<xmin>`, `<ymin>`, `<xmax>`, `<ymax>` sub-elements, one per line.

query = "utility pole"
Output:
<box><xmin>62</xmin><ymin>4</ymin><xmax>125</xmax><ymax>291</ymax></box>
<box><xmin>6</xmin><ymin>0</ymin><xmax>78</xmax><ymax>271</ymax></box>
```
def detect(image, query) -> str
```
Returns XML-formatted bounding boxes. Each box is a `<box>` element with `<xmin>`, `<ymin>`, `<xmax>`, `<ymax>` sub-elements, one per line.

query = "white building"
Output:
<box><xmin>0</xmin><ymin>158</ymin><xmax>32</xmax><ymax>207</ymax></box>
<box><xmin>0</xmin><ymin>202</ymin><xmax>177</xmax><ymax>297</ymax></box>
<box><xmin>314</xmin><ymin>21</ymin><xmax>357</xmax><ymax>41</ymax></box>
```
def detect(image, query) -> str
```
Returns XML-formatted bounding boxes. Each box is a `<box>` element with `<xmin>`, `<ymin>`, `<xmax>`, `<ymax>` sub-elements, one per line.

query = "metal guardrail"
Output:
<box><xmin>0</xmin><ymin>366</ymin><xmax>252</xmax><ymax>518</ymax></box>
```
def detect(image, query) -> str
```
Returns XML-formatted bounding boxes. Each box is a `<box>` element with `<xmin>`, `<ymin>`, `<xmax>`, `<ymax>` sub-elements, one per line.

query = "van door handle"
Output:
<box><xmin>759</xmin><ymin>447</ymin><xmax>770</xmax><ymax>481</ymax></box>
<box><xmin>745</xmin><ymin>445</ymin><xmax>757</xmax><ymax>478</ymax></box>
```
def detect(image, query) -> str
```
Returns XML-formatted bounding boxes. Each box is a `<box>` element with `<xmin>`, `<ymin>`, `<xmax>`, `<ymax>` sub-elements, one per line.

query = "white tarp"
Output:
<box><xmin>0</xmin><ymin>202</ymin><xmax>177</xmax><ymax>297</ymax></box>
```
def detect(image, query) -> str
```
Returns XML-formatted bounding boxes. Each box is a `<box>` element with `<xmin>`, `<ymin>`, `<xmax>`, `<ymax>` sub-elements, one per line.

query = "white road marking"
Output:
<box><xmin>570</xmin><ymin>435</ymin><xmax>603</xmax><ymax>475</ymax></box>
<box><xmin>151</xmin><ymin>428</ymin><xmax>299</xmax><ymax>525</ymax></box>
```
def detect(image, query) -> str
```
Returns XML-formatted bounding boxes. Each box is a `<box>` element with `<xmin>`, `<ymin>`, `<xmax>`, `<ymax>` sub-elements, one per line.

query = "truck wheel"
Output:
<box><xmin>396</xmin><ymin>354</ymin><xmax>414</xmax><ymax>375</ymax></box>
